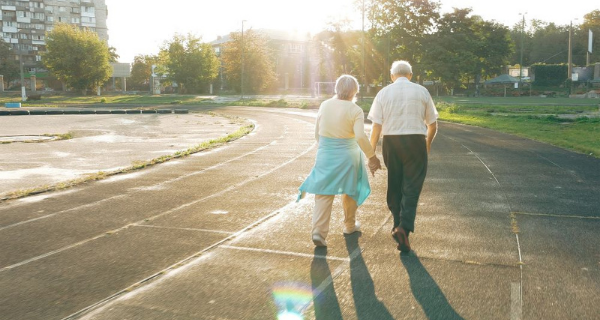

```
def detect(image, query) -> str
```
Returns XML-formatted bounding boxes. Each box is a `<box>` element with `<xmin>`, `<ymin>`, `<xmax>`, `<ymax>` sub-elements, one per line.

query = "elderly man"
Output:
<box><xmin>367</xmin><ymin>60</ymin><xmax>438</xmax><ymax>252</ymax></box>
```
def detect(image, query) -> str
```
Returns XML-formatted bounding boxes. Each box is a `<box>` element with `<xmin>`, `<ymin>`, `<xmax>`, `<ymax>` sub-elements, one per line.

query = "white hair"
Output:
<box><xmin>334</xmin><ymin>74</ymin><xmax>359</xmax><ymax>101</ymax></box>
<box><xmin>390</xmin><ymin>60</ymin><xmax>412</xmax><ymax>76</ymax></box>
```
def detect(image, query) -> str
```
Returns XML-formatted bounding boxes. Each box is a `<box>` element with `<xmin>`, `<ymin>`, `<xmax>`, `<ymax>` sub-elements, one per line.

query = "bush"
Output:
<box><xmin>437</xmin><ymin>102</ymin><xmax>461</xmax><ymax>114</ymax></box>
<box><xmin>531</xmin><ymin>64</ymin><xmax>568</xmax><ymax>86</ymax></box>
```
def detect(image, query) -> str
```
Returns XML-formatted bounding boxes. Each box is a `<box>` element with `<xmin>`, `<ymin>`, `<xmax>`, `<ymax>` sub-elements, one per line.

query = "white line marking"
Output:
<box><xmin>511</xmin><ymin>282</ymin><xmax>522</xmax><ymax>320</ymax></box>
<box><xmin>131</xmin><ymin>224</ymin><xmax>235</xmax><ymax>235</ymax></box>
<box><xmin>62</xmin><ymin>200</ymin><xmax>303</xmax><ymax>320</ymax></box>
<box><xmin>514</xmin><ymin>211</ymin><xmax>600</xmax><ymax>220</ymax></box>
<box><xmin>0</xmin><ymin>141</ymin><xmax>317</xmax><ymax>272</ymax></box>
<box><xmin>0</xmin><ymin>116</ymin><xmax>311</xmax><ymax>231</ymax></box>
<box><xmin>221</xmin><ymin>245</ymin><xmax>350</xmax><ymax>262</ymax></box>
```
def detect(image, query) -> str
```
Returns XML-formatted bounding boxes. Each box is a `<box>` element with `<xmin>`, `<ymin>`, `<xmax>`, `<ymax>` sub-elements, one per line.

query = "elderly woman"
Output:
<box><xmin>299</xmin><ymin>75</ymin><xmax>381</xmax><ymax>247</ymax></box>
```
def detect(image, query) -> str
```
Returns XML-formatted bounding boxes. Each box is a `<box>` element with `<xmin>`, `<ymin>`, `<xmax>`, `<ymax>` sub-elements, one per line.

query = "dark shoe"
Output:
<box><xmin>392</xmin><ymin>227</ymin><xmax>411</xmax><ymax>252</ymax></box>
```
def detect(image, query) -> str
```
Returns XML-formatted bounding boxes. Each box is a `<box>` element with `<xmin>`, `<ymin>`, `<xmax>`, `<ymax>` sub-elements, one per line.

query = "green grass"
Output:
<box><xmin>435</xmin><ymin>96</ymin><xmax>600</xmax><ymax>107</ymax></box>
<box><xmin>437</xmin><ymin>102</ymin><xmax>600</xmax><ymax>157</ymax></box>
<box><xmin>0</xmin><ymin>93</ymin><xmax>212</xmax><ymax>106</ymax></box>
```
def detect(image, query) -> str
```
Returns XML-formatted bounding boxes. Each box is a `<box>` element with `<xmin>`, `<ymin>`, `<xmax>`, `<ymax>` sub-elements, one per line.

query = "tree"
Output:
<box><xmin>221</xmin><ymin>29</ymin><xmax>277</xmax><ymax>93</ymax></box>
<box><xmin>581</xmin><ymin>10</ymin><xmax>600</xmax><ymax>64</ymax></box>
<box><xmin>129</xmin><ymin>54</ymin><xmax>160</xmax><ymax>91</ymax></box>
<box><xmin>43</xmin><ymin>23</ymin><xmax>112</xmax><ymax>94</ymax></box>
<box><xmin>160</xmin><ymin>34</ymin><xmax>219</xmax><ymax>94</ymax></box>
<box><xmin>365</xmin><ymin>0</ymin><xmax>440</xmax><ymax>79</ymax></box>
<box><xmin>421</xmin><ymin>9</ymin><xmax>513</xmax><ymax>93</ymax></box>
<box><xmin>108</xmin><ymin>46</ymin><xmax>120</xmax><ymax>63</ymax></box>
<box><xmin>0</xmin><ymin>39</ymin><xmax>19</xmax><ymax>85</ymax></box>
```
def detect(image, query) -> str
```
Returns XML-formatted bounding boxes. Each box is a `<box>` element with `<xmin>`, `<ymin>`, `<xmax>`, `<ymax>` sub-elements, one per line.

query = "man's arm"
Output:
<box><xmin>370</xmin><ymin>123</ymin><xmax>382</xmax><ymax>153</ymax></box>
<box><xmin>426</xmin><ymin>121</ymin><xmax>437</xmax><ymax>153</ymax></box>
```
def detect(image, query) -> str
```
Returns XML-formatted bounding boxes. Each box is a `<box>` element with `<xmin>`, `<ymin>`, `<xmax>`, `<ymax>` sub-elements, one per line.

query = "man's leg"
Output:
<box><xmin>313</xmin><ymin>194</ymin><xmax>335</xmax><ymax>239</ymax></box>
<box><xmin>398</xmin><ymin>135</ymin><xmax>428</xmax><ymax>233</ymax></box>
<box><xmin>383</xmin><ymin>136</ymin><xmax>404</xmax><ymax>229</ymax></box>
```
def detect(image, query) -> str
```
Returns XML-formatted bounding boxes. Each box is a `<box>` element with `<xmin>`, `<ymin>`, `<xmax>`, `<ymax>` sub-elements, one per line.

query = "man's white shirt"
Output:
<box><xmin>367</xmin><ymin>77</ymin><xmax>439</xmax><ymax>136</ymax></box>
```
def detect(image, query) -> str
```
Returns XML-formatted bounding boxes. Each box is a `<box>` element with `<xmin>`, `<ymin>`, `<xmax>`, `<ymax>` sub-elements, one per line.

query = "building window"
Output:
<box><xmin>59</xmin><ymin>6</ymin><xmax>66</xmax><ymax>12</ymax></box>
<box><xmin>71</xmin><ymin>7</ymin><xmax>80</xmax><ymax>13</ymax></box>
<box><xmin>81</xmin><ymin>16</ymin><xmax>95</xmax><ymax>23</ymax></box>
<box><xmin>3</xmin><ymin>21</ymin><xmax>16</xmax><ymax>27</ymax></box>
<box><xmin>82</xmin><ymin>6</ymin><xmax>95</xmax><ymax>14</ymax></box>
<box><xmin>46</xmin><ymin>6</ymin><xmax>54</xmax><ymax>13</ymax></box>
<box><xmin>71</xmin><ymin>17</ymin><xmax>80</xmax><ymax>23</ymax></box>
<box><xmin>46</xmin><ymin>16</ymin><xmax>53</xmax><ymax>22</ymax></box>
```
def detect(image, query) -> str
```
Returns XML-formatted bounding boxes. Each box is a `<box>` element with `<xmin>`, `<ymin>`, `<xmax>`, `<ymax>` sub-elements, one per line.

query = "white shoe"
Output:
<box><xmin>312</xmin><ymin>234</ymin><xmax>327</xmax><ymax>247</ymax></box>
<box><xmin>343</xmin><ymin>221</ymin><xmax>361</xmax><ymax>235</ymax></box>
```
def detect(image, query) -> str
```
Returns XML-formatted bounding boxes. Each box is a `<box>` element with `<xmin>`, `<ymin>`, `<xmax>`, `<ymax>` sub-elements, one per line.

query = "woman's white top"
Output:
<box><xmin>315</xmin><ymin>98</ymin><xmax>375</xmax><ymax>159</ymax></box>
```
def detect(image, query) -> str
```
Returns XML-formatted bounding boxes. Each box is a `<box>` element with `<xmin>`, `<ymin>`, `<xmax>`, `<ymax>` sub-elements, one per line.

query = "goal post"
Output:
<box><xmin>314</xmin><ymin>82</ymin><xmax>336</xmax><ymax>97</ymax></box>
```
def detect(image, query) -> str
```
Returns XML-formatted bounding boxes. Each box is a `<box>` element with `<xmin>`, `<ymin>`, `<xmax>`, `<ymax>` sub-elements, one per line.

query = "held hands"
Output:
<box><xmin>368</xmin><ymin>155</ymin><xmax>382</xmax><ymax>177</ymax></box>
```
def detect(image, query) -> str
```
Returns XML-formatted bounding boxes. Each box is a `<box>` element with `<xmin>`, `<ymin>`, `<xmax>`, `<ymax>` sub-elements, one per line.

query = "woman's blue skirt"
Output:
<box><xmin>298</xmin><ymin>136</ymin><xmax>371</xmax><ymax>206</ymax></box>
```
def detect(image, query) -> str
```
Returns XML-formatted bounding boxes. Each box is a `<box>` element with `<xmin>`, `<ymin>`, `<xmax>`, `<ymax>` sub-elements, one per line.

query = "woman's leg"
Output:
<box><xmin>342</xmin><ymin>194</ymin><xmax>358</xmax><ymax>232</ymax></box>
<box><xmin>313</xmin><ymin>194</ymin><xmax>335</xmax><ymax>239</ymax></box>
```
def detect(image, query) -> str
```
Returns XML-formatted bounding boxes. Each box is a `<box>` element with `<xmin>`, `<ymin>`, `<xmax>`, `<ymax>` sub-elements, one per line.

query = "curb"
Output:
<box><xmin>0</xmin><ymin>109</ymin><xmax>189</xmax><ymax>116</ymax></box>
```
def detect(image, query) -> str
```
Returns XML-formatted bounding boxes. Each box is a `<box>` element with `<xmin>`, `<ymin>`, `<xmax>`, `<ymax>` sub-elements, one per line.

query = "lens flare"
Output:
<box><xmin>272</xmin><ymin>282</ymin><xmax>313</xmax><ymax>320</ymax></box>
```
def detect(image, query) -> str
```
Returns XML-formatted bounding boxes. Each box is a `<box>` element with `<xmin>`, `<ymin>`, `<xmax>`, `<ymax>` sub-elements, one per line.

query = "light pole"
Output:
<box><xmin>361</xmin><ymin>0</ymin><xmax>366</xmax><ymax>102</ymax></box>
<box><xmin>519</xmin><ymin>13</ymin><xmax>526</xmax><ymax>96</ymax></box>
<box><xmin>241</xmin><ymin>20</ymin><xmax>246</xmax><ymax>101</ymax></box>
<box><xmin>568</xmin><ymin>19</ymin><xmax>579</xmax><ymax>80</ymax></box>
<box><xmin>19</xmin><ymin>52</ymin><xmax>26</xmax><ymax>101</ymax></box>
<box><xmin>568</xmin><ymin>20</ymin><xmax>573</xmax><ymax>81</ymax></box>
<box><xmin>17</xmin><ymin>29</ymin><xmax>26</xmax><ymax>102</ymax></box>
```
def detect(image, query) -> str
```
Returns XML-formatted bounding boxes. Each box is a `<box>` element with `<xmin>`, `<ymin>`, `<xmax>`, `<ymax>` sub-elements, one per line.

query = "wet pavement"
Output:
<box><xmin>0</xmin><ymin>106</ymin><xmax>599</xmax><ymax>319</ymax></box>
<box><xmin>0</xmin><ymin>110</ymin><xmax>242</xmax><ymax>197</ymax></box>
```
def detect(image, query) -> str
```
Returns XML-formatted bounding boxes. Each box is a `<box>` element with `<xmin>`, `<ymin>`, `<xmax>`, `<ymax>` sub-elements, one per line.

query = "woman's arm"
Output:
<box><xmin>314</xmin><ymin>113</ymin><xmax>320</xmax><ymax>142</ymax></box>
<box><xmin>353</xmin><ymin>115</ymin><xmax>375</xmax><ymax>159</ymax></box>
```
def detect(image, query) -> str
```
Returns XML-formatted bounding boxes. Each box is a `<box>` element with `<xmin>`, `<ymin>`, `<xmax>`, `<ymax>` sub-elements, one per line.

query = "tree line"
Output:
<box><xmin>0</xmin><ymin>3</ymin><xmax>597</xmax><ymax>95</ymax></box>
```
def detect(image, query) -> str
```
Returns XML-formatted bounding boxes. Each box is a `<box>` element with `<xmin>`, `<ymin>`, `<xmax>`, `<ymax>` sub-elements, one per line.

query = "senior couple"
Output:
<box><xmin>298</xmin><ymin>60</ymin><xmax>438</xmax><ymax>252</ymax></box>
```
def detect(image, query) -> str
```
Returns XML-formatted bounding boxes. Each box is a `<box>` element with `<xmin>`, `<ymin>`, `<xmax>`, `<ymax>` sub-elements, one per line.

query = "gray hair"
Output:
<box><xmin>390</xmin><ymin>60</ymin><xmax>412</xmax><ymax>76</ymax></box>
<box><xmin>334</xmin><ymin>74</ymin><xmax>359</xmax><ymax>101</ymax></box>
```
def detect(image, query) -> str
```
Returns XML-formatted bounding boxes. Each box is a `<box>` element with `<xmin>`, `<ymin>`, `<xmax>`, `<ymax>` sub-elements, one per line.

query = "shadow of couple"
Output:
<box><xmin>310</xmin><ymin>233</ymin><xmax>463</xmax><ymax>320</ymax></box>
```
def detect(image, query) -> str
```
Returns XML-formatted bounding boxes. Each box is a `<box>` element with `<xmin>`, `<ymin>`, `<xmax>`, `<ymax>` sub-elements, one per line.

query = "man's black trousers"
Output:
<box><xmin>382</xmin><ymin>134</ymin><xmax>428</xmax><ymax>233</ymax></box>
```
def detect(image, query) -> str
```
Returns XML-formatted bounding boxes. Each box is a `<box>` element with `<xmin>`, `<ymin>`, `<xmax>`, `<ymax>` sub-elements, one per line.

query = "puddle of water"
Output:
<box><xmin>0</xmin><ymin>167</ymin><xmax>92</xmax><ymax>181</ymax></box>
<box><xmin>0</xmin><ymin>135</ymin><xmax>54</xmax><ymax>142</ymax></box>
<box><xmin>99</xmin><ymin>171</ymin><xmax>145</xmax><ymax>183</ymax></box>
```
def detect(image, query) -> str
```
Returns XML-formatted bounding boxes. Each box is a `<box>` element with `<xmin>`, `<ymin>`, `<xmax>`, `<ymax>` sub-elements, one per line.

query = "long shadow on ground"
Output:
<box><xmin>311</xmin><ymin>247</ymin><xmax>343</xmax><ymax>320</ymax></box>
<box><xmin>345</xmin><ymin>233</ymin><xmax>395</xmax><ymax>320</ymax></box>
<box><xmin>401</xmin><ymin>252</ymin><xmax>465</xmax><ymax>320</ymax></box>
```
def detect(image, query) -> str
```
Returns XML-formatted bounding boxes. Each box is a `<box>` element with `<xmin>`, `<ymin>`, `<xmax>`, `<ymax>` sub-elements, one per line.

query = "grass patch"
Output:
<box><xmin>46</xmin><ymin>132</ymin><xmax>74</xmax><ymax>141</ymax></box>
<box><xmin>0</xmin><ymin>115</ymin><xmax>254</xmax><ymax>202</ymax></box>
<box><xmin>437</xmin><ymin>102</ymin><xmax>600</xmax><ymax>157</ymax></box>
<box><xmin>0</xmin><ymin>93</ymin><xmax>212</xmax><ymax>106</ymax></box>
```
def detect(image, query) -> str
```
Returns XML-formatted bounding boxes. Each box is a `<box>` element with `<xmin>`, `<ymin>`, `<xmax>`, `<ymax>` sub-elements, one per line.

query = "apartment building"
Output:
<box><xmin>0</xmin><ymin>0</ymin><xmax>108</xmax><ymax>74</ymax></box>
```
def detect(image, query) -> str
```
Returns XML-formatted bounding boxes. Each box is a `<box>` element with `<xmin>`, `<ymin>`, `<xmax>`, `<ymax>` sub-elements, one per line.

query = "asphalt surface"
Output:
<box><xmin>0</xmin><ymin>106</ymin><xmax>599</xmax><ymax>319</ymax></box>
<box><xmin>0</xmin><ymin>111</ymin><xmax>241</xmax><ymax>197</ymax></box>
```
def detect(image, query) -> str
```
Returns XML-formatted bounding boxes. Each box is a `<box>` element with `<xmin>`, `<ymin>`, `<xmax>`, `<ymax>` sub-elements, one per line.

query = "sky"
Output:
<box><xmin>104</xmin><ymin>0</ymin><xmax>598</xmax><ymax>63</ymax></box>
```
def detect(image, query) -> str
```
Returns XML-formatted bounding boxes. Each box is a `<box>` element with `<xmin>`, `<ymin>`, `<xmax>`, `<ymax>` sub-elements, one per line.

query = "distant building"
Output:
<box><xmin>1</xmin><ymin>0</ymin><xmax>108</xmax><ymax>76</ymax></box>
